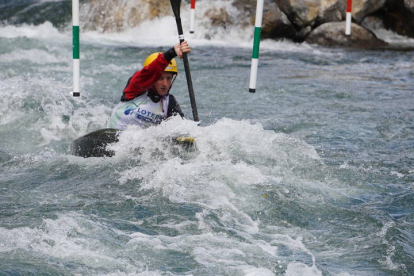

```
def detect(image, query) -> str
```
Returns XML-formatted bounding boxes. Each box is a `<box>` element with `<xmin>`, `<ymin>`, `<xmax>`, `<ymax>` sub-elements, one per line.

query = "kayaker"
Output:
<box><xmin>107</xmin><ymin>41</ymin><xmax>191</xmax><ymax>130</ymax></box>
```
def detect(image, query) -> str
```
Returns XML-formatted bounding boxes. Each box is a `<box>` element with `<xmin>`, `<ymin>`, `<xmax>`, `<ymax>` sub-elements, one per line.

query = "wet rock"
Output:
<box><xmin>405</xmin><ymin>0</ymin><xmax>414</xmax><ymax>13</ymax></box>
<box><xmin>318</xmin><ymin>0</ymin><xmax>346</xmax><ymax>24</ymax></box>
<box><xmin>231</xmin><ymin>0</ymin><xmax>258</xmax><ymax>15</ymax></box>
<box><xmin>262</xmin><ymin>2</ymin><xmax>296</xmax><ymax>40</ymax></box>
<box><xmin>381</xmin><ymin>0</ymin><xmax>414</xmax><ymax>38</ymax></box>
<box><xmin>361</xmin><ymin>15</ymin><xmax>385</xmax><ymax>31</ymax></box>
<box><xmin>79</xmin><ymin>0</ymin><xmax>414</xmax><ymax>47</ymax></box>
<box><xmin>82</xmin><ymin>0</ymin><xmax>171</xmax><ymax>32</ymax></box>
<box><xmin>306</xmin><ymin>22</ymin><xmax>388</xmax><ymax>48</ymax></box>
<box><xmin>352</xmin><ymin>0</ymin><xmax>387</xmax><ymax>23</ymax></box>
<box><xmin>204</xmin><ymin>7</ymin><xmax>233</xmax><ymax>28</ymax></box>
<box><xmin>275</xmin><ymin>0</ymin><xmax>321</xmax><ymax>29</ymax></box>
<box><xmin>232</xmin><ymin>0</ymin><xmax>296</xmax><ymax>40</ymax></box>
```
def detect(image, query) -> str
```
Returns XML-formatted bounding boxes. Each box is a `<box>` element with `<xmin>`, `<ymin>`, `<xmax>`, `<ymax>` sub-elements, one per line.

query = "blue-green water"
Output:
<box><xmin>1</xmin><ymin>2</ymin><xmax>414</xmax><ymax>275</ymax></box>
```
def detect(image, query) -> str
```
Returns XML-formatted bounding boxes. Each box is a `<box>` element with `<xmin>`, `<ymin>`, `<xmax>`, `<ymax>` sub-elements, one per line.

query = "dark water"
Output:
<box><xmin>0</xmin><ymin>0</ymin><xmax>72</xmax><ymax>27</ymax></box>
<box><xmin>1</xmin><ymin>1</ymin><xmax>414</xmax><ymax>275</ymax></box>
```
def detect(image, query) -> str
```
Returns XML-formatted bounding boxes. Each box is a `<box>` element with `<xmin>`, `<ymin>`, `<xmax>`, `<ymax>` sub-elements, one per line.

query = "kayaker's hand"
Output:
<box><xmin>174</xmin><ymin>41</ymin><xmax>191</xmax><ymax>59</ymax></box>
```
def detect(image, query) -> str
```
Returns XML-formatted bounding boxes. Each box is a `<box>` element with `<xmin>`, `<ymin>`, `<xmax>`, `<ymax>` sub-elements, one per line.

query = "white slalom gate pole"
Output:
<box><xmin>249</xmin><ymin>0</ymin><xmax>264</xmax><ymax>93</ymax></box>
<box><xmin>190</xmin><ymin>0</ymin><xmax>195</xmax><ymax>34</ymax></box>
<box><xmin>345</xmin><ymin>0</ymin><xmax>352</xmax><ymax>35</ymax></box>
<box><xmin>72</xmin><ymin>0</ymin><xmax>80</xmax><ymax>97</ymax></box>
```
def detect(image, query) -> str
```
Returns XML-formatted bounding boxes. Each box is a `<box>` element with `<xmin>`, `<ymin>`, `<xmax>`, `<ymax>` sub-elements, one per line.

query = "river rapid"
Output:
<box><xmin>1</xmin><ymin>1</ymin><xmax>414</xmax><ymax>275</ymax></box>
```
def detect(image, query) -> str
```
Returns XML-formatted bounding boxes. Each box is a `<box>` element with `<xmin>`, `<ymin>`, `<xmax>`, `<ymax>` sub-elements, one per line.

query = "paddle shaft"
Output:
<box><xmin>170</xmin><ymin>0</ymin><xmax>199</xmax><ymax>122</ymax></box>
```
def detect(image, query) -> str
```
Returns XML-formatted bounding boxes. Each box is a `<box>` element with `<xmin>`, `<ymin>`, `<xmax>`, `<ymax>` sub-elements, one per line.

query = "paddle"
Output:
<box><xmin>170</xmin><ymin>0</ymin><xmax>200</xmax><ymax>122</ymax></box>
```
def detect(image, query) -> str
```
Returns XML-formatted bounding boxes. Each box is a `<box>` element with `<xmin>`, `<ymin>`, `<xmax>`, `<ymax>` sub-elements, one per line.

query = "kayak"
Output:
<box><xmin>71</xmin><ymin>128</ymin><xmax>195</xmax><ymax>158</ymax></box>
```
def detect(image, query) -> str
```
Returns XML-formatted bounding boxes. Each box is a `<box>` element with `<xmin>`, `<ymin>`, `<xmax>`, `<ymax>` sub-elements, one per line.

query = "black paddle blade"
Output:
<box><xmin>170</xmin><ymin>0</ymin><xmax>181</xmax><ymax>18</ymax></box>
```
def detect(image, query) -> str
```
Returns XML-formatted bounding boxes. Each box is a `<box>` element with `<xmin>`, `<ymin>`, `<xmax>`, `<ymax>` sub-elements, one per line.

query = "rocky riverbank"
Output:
<box><xmin>80</xmin><ymin>0</ymin><xmax>414</xmax><ymax>49</ymax></box>
<box><xmin>234</xmin><ymin>0</ymin><xmax>414</xmax><ymax>49</ymax></box>
<box><xmin>3</xmin><ymin>0</ymin><xmax>411</xmax><ymax>49</ymax></box>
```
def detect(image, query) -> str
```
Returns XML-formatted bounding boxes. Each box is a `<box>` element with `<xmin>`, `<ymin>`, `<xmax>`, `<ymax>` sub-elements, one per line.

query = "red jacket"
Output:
<box><xmin>123</xmin><ymin>53</ymin><xmax>170</xmax><ymax>100</ymax></box>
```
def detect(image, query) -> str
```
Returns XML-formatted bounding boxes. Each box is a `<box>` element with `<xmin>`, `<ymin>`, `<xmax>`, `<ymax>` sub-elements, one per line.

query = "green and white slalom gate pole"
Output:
<box><xmin>72</xmin><ymin>0</ymin><xmax>80</xmax><ymax>97</ymax></box>
<box><xmin>345</xmin><ymin>0</ymin><xmax>352</xmax><ymax>35</ymax></box>
<box><xmin>249</xmin><ymin>0</ymin><xmax>264</xmax><ymax>93</ymax></box>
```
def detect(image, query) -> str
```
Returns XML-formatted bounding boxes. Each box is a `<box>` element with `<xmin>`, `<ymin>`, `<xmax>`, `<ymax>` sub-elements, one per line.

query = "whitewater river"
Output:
<box><xmin>1</xmin><ymin>11</ymin><xmax>414</xmax><ymax>276</ymax></box>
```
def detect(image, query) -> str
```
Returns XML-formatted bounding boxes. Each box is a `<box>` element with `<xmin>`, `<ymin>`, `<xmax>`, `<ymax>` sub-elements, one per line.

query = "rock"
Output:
<box><xmin>82</xmin><ymin>0</ymin><xmax>171</xmax><ymax>32</ymax></box>
<box><xmin>232</xmin><ymin>0</ymin><xmax>295</xmax><ymax>40</ymax></box>
<box><xmin>361</xmin><ymin>15</ymin><xmax>385</xmax><ymax>31</ymax></box>
<box><xmin>405</xmin><ymin>0</ymin><xmax>414</xmax><ymax>13</ymax></box>
<box><xmin>306</xmin><ymin>22</ymin><xmax>388</xmax><ymax>48</ymax></box>
<box><xmin>231</xmin><ymin>0</ymin><xmax>258</xmax><ymax>15</ymax></box>
<box><xmin>78</xmin><ymin>0</ymin><xmax>414</xmax><ymax>45</ymax></box>
<box><xmin>275</xmin><ymin>0</ymin><xmax>321</xmax><ymax>29</ymax></box>
<box><xmin>352</xmin><ymin>0</ymin><xmax>387</xmax><ymax>23</ymax></box>
<box><xmin>382</xmin><ymin>0</ymin><xmax>414</xmax><ymax>38</ymax></box>
<box><xmin>318</xmin><ymin>0</ymin><xmax>346</xmax><ymax>24</ymax></box>
<box><xmin>204</xmin><ymin>7</ymin><xmax>233</xmax><ymax>28</ymax></box>
<box><xmin>261</xmin><ymin>2</ymin><xmax>296</xmax><ymax>40</ymax></box>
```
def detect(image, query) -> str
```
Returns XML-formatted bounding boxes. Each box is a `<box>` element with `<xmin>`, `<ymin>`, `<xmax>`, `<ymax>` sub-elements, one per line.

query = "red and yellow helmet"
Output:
<box><xmin>143</xmin><ymin>52</ymin><xmax>178</xmax><ymax>74</ymax></box>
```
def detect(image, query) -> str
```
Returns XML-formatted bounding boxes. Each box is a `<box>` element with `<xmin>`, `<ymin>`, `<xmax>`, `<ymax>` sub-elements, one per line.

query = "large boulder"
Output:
<box><xmin>272</xmin><ymin>0</ymin><xmax>387</xmax><ymax>41</ymax></box>
<box><xmin>306</xmin><ymin>22</ymin><xmax>388</xmax><ymax>48</ymax></box>
<box><xmin>262</xmin><ymin>4</ymin><xmax>296</xmax><ymax>39</ymax></box>
<box><xmin>204</xmin><ymin>6</ymin><xmax>233</xmax><ymax>28</ymax></box>
<box><xmin>232</xmin><ymin>0</ymin><xmax>296</xmax><ymax>39</ymax></box>
<box><xmin>404</xmin><ymin>0</ymin><xmax>414</xmax><ymax>13</ymax></box>
<box><xmin>275</xmin><ymin>0</ymin><xmax>321</xmax><ymax>29</ymax></box>
<box><xmin>381</xmin><ymin>0</ymin><xmax>414</xmax><ymax>38</ymax></box>
<box><xmin>352</xmin><ymin>0</ymin><xmax>387</xmax><ymax>23</ymax></box>
<box><xmin>318</xmin><ymin>0</ymin><xmax>346</xmax><ymax>24</ymax></box>
<box><xmin>361</xmin><ymin>15</ymin><xmax>385</xmax><ymax>31</ymax></box>
<box><xmin>81</xmin><ymin>0</ymin><xmax>171</xmax><ymax>32</ymax></box>
<box><xmin>274</xmin><ymin>0</ymin><xmax>386</xmax><ymax>28</ymax></box>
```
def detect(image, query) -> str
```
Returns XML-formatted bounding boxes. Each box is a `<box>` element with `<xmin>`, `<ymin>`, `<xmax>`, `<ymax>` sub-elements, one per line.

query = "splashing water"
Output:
<box><xmin>1</xmin><ymin>2</ymin><xmax>414</xmax><ymax>275</ymax></box>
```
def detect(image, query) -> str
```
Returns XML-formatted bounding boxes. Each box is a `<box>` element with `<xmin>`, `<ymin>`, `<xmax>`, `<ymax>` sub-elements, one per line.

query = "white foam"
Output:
<box><xmin>81</xmin><ymin>16</ymin><xmax>179</xmax><ymax>47</ymax></box>
<box><xmin>112</xmin><ymin>118</ymin><xmax>325</xmax><ymax>208</ymax></box>
<box><xmin>371</xmin><ymin>28</ymin><xmax>414</xmax><ymax>48</ymax></box>
<box><xmin>0</xmin><ymin>213</ymin><xmax>143</xmax><ymax>272</ymax></box>
<box><xmin>105</xmin><ymin>117</ymin><xmax>330</xmax><ymax>274</ymax></box>
<box><xmin>242</xmin><ymin>266</ymin><xmax>275</xmax><ymax>276</ymax></box>
<box><xmin>0</xmin><ymin>49</ymin><xmax>61</xmax><ymax>64</ymax></box>
<box><xmin>128</xmin><ymin>231</ymin><xmax>283</xmax><ymax>275</ymax></box>
<box><xmin>285</xmin><ymin>262</ymin><xmax>322</xmax><ymax>276</ymax></box>
<box><xmin>377</xmin><ymin>222</ymin><xmax>407</xmax><ymax>271</ymax></box>
<box><xmin>0</xmin><ymin>21</ymin><xmax>64</xmax><ymax>39</ymax></box>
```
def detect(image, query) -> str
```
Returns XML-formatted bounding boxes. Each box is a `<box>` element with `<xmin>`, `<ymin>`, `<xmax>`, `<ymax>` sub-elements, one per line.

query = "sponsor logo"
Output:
<box><xmin>124</xmin><ymin>107</ymin><xmax>163</xmax><ymax>124</ymax></box>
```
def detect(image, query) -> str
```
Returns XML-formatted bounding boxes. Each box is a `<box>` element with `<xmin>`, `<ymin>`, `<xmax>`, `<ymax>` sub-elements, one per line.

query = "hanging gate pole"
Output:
<box><xmin>190</xmin><ymin>0</ymin><xmax>196</xmax><ymax>34</ymax></box>
<box><xmin>249</xmin><ymin>0</ymin><xmax>264</xmax><ymax>93</ymax></box>
<box><xmin>345</xmin><ymin>0</ymin><xmax>352</xmax><ymax>35</ymax></box>
<box><xmin>72</xmin><ymin>0</ymin><xmax>80</xmax><ymax>97</ymax></box>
